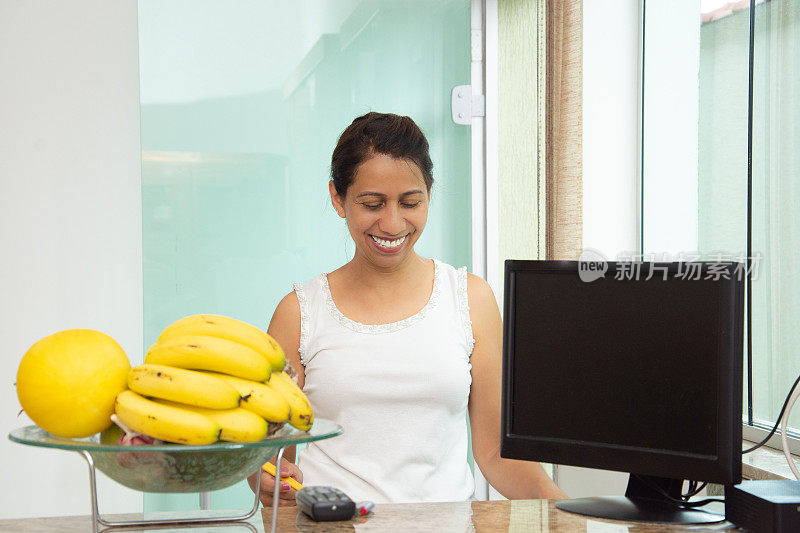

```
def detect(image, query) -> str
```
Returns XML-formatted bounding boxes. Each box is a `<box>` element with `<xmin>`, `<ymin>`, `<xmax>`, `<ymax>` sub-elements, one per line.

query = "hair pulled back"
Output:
<box><xmin>330</xmin><ymin>112</ymin><xmax>433</xmax><ymax>198</ymax></box>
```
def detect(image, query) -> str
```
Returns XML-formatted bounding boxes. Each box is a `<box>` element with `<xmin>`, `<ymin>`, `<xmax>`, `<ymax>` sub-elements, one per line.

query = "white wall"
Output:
<box><xmin>0</xmin><ymin>0</ymin><xmax>143</xmax><ymax>519</ymax></box>
<box><xmin>641</xmin><ymin>0</ymin><xmax>700</xmax><ymax>256</ymax></box>
<box><xmin>559</xmin><ymin>0</ymin><xmax>641</xmax><ymax>497</ymax></box>
<box><xmin>581</xmin><ymin>0</ymin><xmax>641</xmax><ymax>261</ymax></box>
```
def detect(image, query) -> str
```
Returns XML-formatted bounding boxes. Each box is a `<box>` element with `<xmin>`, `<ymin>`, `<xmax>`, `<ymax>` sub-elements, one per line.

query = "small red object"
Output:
<box><xmin>357</xmin><ymin>501</ymin><xmax>374</xmax><ymax>516</ymax></box>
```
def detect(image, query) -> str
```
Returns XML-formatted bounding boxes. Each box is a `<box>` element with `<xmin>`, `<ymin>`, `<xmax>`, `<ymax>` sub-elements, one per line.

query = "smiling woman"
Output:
<box><xmin>329</xmin><ymin>114</ymin><xmax>432</xmax><ymax>270</ymax></box>
<box><xmin>249</xmin><ymin>112</ymin><xmax>566</xmax><ymax>506</ymax></box>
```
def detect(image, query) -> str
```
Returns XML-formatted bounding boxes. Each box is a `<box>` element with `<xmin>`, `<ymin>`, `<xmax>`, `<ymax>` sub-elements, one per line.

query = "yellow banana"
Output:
<box><xmin>127</xmin><ymin>364</ymin><xmax>240</xmax><ymax>410</ymax></box>
<box><xmin>158</xmin><ymin>314</ymin><xmax>286</xmax><ymax>371</ymax></box>
<box><xmin>154</xmin><ymin>400</ymin><xmax>268</xmax><ymax>443</ymax></box>
<box><xmin>204</xmin><ymin>372</ymin><xmax>291</xmax><ymax>423</ymax></box>
<box><xmin>145</xmin><ymin>335</ymin><xmax>270</xmax><ymax>382</ymax></box>
<box><xmin>267</xmin><ymin>371</ymin><xmax>314</xmax><ymax>431</ymax></box>
<box><xmin>114</xmin><ymin>390</ymin><xmax>221</xmax><ymax>445</ymax></box>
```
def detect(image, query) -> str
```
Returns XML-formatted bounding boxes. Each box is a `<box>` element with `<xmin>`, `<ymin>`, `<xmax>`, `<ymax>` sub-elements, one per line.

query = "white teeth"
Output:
<box><xmin>371</xmin><ymin>235</ymin><xmax>406</xmax><ymax>249</ymax></box>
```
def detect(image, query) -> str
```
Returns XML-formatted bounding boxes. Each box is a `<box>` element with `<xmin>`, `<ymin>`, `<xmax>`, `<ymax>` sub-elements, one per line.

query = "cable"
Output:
<box><xmin>780</xmin><ymin>382</ymin><xmax>800</xmax><ymax>480</ymax></box>
<box><xmin>674</xmin><ymin>497</ymin><xmax>725</xmax><ymax>508</ymax></box>
<box><xmin>631</xmin><ymin>475</ymin><xmax>724</xmax><ymax>508</ymax></box>
<box><xmin>683</xmin><ymin>480</ymin><xmax>696</xmax><ymax>500</ymax></box>
<box><xmin>742</xmin><ymin>372</ymin><xmax>800</xmax><ymax>454</ymax></box>
<box><xmin>682</xmin><ymin>481</ymin><xmax>696</xmax><ymax>501</ymax></box>
<box><xmin>682</xmin><ymin>482</ymin><xmax>707</xmax><ymax>500</ymax></box>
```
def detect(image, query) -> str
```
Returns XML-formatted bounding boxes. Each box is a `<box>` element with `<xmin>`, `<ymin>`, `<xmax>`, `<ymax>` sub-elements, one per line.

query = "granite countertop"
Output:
<box><xmin>0</xmin><ymin>500</ymin><xmax>738</xmax><ymax>532</ymax></box>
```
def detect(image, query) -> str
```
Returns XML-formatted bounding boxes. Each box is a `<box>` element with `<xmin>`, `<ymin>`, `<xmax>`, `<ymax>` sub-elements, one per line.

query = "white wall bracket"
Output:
<box><xmin>451</xmin><ymin>85</ymin><xmax>486</xmax><ymax>125</ymax></box>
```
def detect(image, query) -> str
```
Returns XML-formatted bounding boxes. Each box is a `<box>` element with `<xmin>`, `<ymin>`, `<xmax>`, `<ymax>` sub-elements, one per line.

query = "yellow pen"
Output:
<box><xmin>262</xmin><ymin>462</ymin><xmax>304</xmax><ymax>491</ymax></box>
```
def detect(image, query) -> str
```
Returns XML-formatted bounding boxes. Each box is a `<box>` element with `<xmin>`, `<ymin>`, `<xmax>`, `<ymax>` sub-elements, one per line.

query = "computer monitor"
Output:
<box><xmin>501</xmin><ymin>260</ymin><xmax>743</xmax><ymax>524</ymax></box>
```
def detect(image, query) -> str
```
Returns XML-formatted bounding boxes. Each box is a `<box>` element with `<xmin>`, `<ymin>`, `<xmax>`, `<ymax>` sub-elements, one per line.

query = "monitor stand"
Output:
<box><xmin>555</xmin><ymin>474</ymin><xmax>725</xmax><ymax>524</ymax></box>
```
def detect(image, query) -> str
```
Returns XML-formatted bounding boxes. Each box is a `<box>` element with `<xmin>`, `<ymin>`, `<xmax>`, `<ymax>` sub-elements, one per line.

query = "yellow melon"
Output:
<box><xmin>16</xmin><ymin>329</ymin><xmax>131</xmax><ymax>438</ymax></box>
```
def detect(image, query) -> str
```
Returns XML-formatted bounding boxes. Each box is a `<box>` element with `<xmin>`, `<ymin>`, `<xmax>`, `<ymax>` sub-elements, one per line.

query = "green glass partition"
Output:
<box><xmin>139</xmin><ymin>0</ymin><xmax>472</xmax><ymax>512</ymax></box>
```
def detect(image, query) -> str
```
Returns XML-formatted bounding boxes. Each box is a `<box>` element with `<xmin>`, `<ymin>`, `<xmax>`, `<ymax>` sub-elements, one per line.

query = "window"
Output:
<box><xmin>642</xmin><ymin>0</ymin><xmax>800</xmax><ymax>444</ymax></box>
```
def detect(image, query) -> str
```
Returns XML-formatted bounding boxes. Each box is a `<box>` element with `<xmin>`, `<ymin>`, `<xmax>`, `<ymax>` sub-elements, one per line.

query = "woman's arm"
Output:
<box><xmin>247</xmin><ymin>291</ymin><xmax>306</xmax><ymax>506</ymax></box>
<box><xmin>268</xmin><ymin>291</ymin><xmax>306</xmax><ymax>389</ymax></box>
<box><xmin>466</xmin><ymin>274</ymin><xmax>568</xmax><ymax>500</ymax></box>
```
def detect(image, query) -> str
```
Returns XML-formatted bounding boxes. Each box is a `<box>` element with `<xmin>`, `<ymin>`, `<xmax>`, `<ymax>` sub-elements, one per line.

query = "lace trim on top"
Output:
<box><xmin>321</xmin><ymin>260</ymin><xmax>442</xmax><ymax>334</ymax></box>
<box><xmin>457</xmin><ymin>267</ymin><xmax>476</xmax><ymax>355</ymax></box>
<box><xmin>293</xmin><ymin>282</ymin><xmax>311</xmax><ymax>366</ymax></box>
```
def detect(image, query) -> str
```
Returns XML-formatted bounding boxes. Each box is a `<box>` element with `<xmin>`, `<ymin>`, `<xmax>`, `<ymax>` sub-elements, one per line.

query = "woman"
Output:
<box><xmin>250</xmin><ymin>112</ymin><xmax>566</xmax><ymax>505</ymax></box>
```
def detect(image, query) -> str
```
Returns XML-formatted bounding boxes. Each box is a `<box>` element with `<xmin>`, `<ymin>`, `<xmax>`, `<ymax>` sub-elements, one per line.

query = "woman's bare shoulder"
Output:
<box><xmin>268</xmin><ymin>291</ymin><xmax>303</xmax><ymax>377</ymax></box>
<box><xmin>465</xmin><ymin>273</ymin><xmax>501</xmax><ymax>349</ymax></box>
<box><xmin>466</xmin><ymin>272</ymin><xmax>497</xmax><ymax>311</ymax></box>
<box><xmin>271</xmin><ymin>291</ymin><xmax>301</xmax><ymax>323</ymax></box>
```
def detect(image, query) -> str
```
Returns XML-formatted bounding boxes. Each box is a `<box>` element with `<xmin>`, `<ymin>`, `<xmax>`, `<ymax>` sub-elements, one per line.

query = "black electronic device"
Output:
<box><xmin>501</xmin><ymin>260</ymin><xmax>744</xmax><ymax>524</ymax></box>
<box><xmin>296</xmin><ymin>486</ymin><xmax>356</xmax><ymax>522</ymax></box>
<box><xmin>726</xmin><ymin>480</ymin><xmax>800</xmax><ymax>532</ymax></box>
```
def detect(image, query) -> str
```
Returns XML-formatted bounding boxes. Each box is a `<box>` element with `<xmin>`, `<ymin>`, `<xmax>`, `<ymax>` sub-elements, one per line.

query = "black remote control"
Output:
<box><xmin>296</xmin><ymin>486</ymin><xmax>356</xmax><ymax>522</ymax></box>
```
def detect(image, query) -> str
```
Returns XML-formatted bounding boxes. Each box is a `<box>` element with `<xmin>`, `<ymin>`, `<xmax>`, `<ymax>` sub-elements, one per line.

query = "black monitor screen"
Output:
<box><xmin>502</xmin><ymin>260</ymin><xmax>742</xmax><ymax>484</ymax></box>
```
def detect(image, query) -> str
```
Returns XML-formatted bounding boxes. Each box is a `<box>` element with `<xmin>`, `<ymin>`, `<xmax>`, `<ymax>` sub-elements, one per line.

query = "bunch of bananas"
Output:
<box><xmin>113</xmin><ymin>314</ymin><xmax>313</xmax><ymax>445</ymax></box>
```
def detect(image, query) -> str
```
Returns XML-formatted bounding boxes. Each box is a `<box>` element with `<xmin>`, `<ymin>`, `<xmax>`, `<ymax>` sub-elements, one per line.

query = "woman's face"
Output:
<box><xmin>330</xmin><ymin>153</ymin><xmax>429</xmax><ymax>269</ymax></box>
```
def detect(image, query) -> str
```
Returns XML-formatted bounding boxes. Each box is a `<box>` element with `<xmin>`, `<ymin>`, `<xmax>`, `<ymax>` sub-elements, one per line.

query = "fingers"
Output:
<box><xmin>261</xmin><ymin>478</ymin><xmax>298</xmax><ymax>507</ymax></box>
<box><xmin>259</xmin><ymin>488</ymin><xmax>297</xmax><ymax>507</ymax></box>
<box><xmin>273</xmin><ymin>465</ymin><xmax>300</xmax><ymax>501</ymax></box>
<box><xmin>280</xmin><ymin>461</ymin><xmax>304</xmax><ymax>485</ymax></box>
<box><xmin>253</xmin><ymin>468</ymin><xmax>299</xmax><ymax>507</ymax></box>
<box><xmin>277</xmin><ymin>481</ymin><xmax>299</xmax><ymax>502</ymax></box>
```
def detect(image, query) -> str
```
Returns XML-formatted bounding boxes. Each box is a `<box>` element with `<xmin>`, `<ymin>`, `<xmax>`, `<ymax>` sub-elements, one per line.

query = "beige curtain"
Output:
<box><xmin>498</xmin><ymin>0</ymin><xmax>583</xmax><ymax>270</ymax></box>
<box><xmin>545</xmin><ymin>0</ymin><xmax>583</xmax><ymax>260</ymax></box>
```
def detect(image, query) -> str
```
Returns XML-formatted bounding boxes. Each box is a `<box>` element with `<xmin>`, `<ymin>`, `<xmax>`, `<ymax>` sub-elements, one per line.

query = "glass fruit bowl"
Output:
<box><xmin>9</xmin><ymin>418</ymin><xmax>342</xmax><ymax>493</ymax></box>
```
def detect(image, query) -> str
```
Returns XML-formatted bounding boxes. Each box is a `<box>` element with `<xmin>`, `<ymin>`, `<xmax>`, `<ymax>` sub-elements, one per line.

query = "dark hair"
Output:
<box><xmin>330</xmin><ymin>112</ymin><xmax>433</xmax><ymax>198</ymax></box>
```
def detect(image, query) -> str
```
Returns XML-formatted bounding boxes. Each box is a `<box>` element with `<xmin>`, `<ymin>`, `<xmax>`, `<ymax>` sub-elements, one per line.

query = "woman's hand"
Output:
<box><xmin>247</xmin><ymin>458</ymin><xmax>304</xmax><ymax>507</ymax></box>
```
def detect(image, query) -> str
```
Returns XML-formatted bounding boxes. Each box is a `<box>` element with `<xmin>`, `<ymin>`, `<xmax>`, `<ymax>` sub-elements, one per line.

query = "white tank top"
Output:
<box><xmin>293</xmin><ymin>259</ymin><xmax>475</xmax><ymax>503</ymax></box>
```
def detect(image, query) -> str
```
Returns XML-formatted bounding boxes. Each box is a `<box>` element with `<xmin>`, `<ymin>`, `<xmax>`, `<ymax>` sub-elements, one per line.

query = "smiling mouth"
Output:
<box><xmin>370</xmin><ymin>234</ymin><xmax>406</xmax><ymax>249</ymax></box>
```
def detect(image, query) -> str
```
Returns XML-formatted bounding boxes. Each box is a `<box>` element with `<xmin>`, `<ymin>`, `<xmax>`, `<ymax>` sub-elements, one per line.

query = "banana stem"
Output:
<box><xmin>110</xmin><ymin>414</ymin><xmax>141</xmax><ymax>443</ymax></box>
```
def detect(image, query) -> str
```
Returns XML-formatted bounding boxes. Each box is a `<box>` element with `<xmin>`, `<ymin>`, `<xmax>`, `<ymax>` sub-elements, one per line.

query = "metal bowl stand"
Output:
<box><xmin>79</xmin><ymin>446</ymin><xmax>287</xmax><ymax>533</ymax></box>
